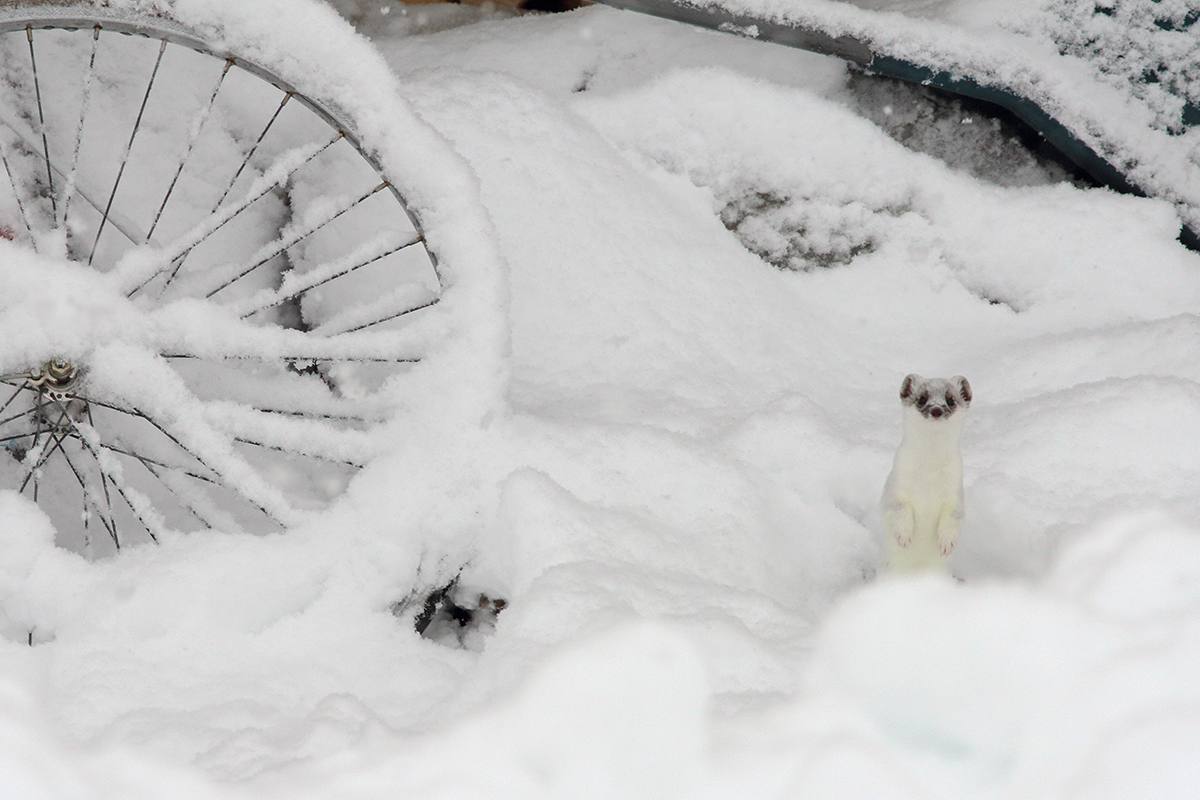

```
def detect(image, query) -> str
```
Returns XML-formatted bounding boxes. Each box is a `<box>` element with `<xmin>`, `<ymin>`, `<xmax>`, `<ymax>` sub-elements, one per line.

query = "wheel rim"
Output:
<box><xmin>0</xmin><ymin>9</ymin><xmax>441</xmax><ymax>553</ymax></box>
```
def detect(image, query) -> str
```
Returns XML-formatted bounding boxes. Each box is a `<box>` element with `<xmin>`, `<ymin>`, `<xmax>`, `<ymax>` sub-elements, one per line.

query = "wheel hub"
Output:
<box><xmin>21</xmin><ymin>359</ymin><xmax>88</xmax><ymax>435</ymax></box>
<box><xmin>29</xmin><ymin>358</ymin><xmax>81</xmax><ymax>397</ymax></box>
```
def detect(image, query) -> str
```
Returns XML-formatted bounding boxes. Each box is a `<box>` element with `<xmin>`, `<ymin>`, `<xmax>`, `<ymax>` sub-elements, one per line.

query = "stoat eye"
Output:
<box><xmin>917</xmin><ymin>394</ymin><xmax>928</xmax><ymax>407</ymax></box>
<box><xmin>945</xmin><ymin>394</ymin><xmax>956</xmax><ymax>409</ymax></box>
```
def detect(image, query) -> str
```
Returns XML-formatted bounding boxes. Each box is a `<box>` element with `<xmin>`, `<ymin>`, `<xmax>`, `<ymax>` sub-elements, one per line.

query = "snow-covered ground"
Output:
<box><xmin>3</xmin><ymin>0</ymin><xmax>1200</xmax><ymax>797</ymax></box>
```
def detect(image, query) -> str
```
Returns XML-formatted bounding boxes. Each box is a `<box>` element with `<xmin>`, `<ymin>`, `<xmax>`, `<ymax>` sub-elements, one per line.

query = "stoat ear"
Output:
<box><xmin>900</xmin><ymin>374</ymin><xmax>921</xmax><ymax>401</ymax></box>
<box><xmin>954</xmin><ymin>376</ymin><xmax>972</xmax><ymax>405</ymax></box>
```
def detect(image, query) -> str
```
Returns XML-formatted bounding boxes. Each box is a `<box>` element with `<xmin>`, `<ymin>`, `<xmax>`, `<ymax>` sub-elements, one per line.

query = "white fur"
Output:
<box><xmin>880</xmin><ymin>376</ymin><xmax>969</xmax><ymax>573</ymax></box>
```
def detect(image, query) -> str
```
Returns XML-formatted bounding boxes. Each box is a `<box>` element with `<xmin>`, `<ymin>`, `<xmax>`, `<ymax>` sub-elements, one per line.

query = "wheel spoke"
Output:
<box><xmin>0</xmin><ymin>429</ymin><xmax>39</xmax><ymax>446</ymax></box>
<box><xmin>54</xmin><ymin>433</ymin><xmax>121</xmax><ymax>548</ymax></box>
<box><xmin>0</xmin><ymin>400</ymin><xmax>40</xmax><ymax>429</ymax></box>
<box><xmin>0</xmin><ymin>107</ymin><xmax>146</xmax><ymax>246</ymax></box>
<box><xmin>88</xmin><ymin>36</ymin><xmax>167</xmax><ymax>266</ymax></box>
<box><xmin>124</xmin><ymin>132</ymin><xmax>343</xmax><ymax>297</ymax></box>
<box><xmin>234</xmin><ymin>230</ymin><xmax>423</xmax><ymax>318</ymax></box>
<box><xmin>231</xmin><ymin>435</ymin><xmax>362</xmax><ymax>468</ymax></box>
<box><xmin>31</xmin><ymin>392</ymin><xmax>45</xmax><ymax>499</ymax></box>
<box><xmin>161</xmin><ymin>352</ymin><xmax>421</xmax><ymax>364</ymax></box>
<box><xmin>92</xmin><ymin>437</ymin><xmax>220</xmax><ymax>487</ymax></box>
<box><xmin>85</xmin><ymin>403</ymin><xmax>117</xmax><ymax>547</ymax></box>
<box><xmin>0</xmin><ymin>109</ymin><xmax>146</xmax><ymax>245</ymax></box>
<box><xmin>46</xmin><ymin>394</ymin><xmax>157</xmax><ymax>545</ymax></box>
<box><xmin>0</xmin><ymin>133</ymin><xmax>34</xmax><ymax>238</ymax></box>
<box><xmin>83</xmin><ymin>396</ymin><xmax>284</xmax><ymax>526</ymax></box>
<box><xmin>314</xmin><ymin>294</ymin><xmax>441</xmax><ymax>336</ymax></box>
<box><xmin>91</xmin><ymin>403</ymin><xmax>221</xmax><ymax>533</ymax></box>
<box><xmin>84</xmin><ymin>397</ymin><xmax>225</xmax><ymax>472</ymax></box>
<box><xmin>210</xmin><ymin>90</ymin><xmax>291</xmax><ymax>214</ymax></box>
<box><xmin>59</xmin><ymin>25</ymin><xmax>100</xmax><ymax>232</ymax></box>
<box><xmin>128</xmin><ymin>455</ymin><xmax>215</xmax><ymax>530</ymax></box>
<box><xmin>145</xmin><ymin>58</ymin><xmax>234</xmax><ymax>242</ymax></box>
<box><xmin>251</xmin><ymin>408</ymin><xmax>375</xmax><ymax>423</ymax></box>
<box><xmin>18</xmin><ymin>428</ymin><xmax>65</xmax><ymax>494</ymax></box>
<box><xmin>19</xmin><ymin>415</ymin><xmax>120</xmax><ymax>548</ymax></box>
<box><xmin>14</xmin><ymin>417</ymin><xmax>226</xmax><ymax>529</ymax></box>
<box><xmin>0</xmin><ymin>380</ymin><xmax>28</xmax><ymax>416</ymax></box>
<box><xmin>25</xmin><ymin>25</ymin><xmax>56</xmax><ymax>220</ymax></box>
<box><xmin>203</xmin><ymin>181</ymin><xmax>391</xmax><ymax>299</ymax></box>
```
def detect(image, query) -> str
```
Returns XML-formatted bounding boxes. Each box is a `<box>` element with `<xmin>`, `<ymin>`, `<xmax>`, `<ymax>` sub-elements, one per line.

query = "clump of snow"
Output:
<box><xmin>0</xmin><ymin>241</ymin><xmax>145</xmax><ymax>372</ymax></box>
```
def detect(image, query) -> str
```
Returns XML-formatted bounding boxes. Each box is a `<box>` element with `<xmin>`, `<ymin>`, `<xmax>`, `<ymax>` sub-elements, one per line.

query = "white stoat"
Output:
<box><xmin>880</xmin><ymin>373</ymin><xmax>972</xmax><ymax>573</ymax></box>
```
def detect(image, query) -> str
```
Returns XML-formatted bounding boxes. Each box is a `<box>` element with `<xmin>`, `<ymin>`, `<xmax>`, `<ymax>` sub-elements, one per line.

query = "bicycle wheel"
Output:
<box><xmin>0</xmin><ymin>2</ymin><xmax>443</xmax><ymax>554</ymax></box>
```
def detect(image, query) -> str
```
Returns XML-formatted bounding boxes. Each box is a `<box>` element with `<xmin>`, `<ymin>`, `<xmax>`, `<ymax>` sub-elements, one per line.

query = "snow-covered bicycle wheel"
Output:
<box><xmin>0</xmin><ymin>2</ymin><xmax>445</xmax><ymax>553</ymax></box>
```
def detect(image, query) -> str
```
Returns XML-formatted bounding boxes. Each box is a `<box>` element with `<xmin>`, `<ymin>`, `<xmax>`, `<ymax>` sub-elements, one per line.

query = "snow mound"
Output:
<box><xmin>804</xmin><ymin>511</ymin><xmax>1200</xmax><ymax>799</ymax></box>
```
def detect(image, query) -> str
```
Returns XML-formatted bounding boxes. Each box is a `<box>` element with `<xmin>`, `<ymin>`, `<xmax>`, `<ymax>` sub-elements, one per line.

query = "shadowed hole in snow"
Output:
<box><xmin>392</xmin><ymin>576</ymin><xmax>508</xmax><ymax>651</ymax></box>
<box><xmin>845</xmin><ymin>70</ymin><xmax>1096</xmax><ymax>189</ymax></box>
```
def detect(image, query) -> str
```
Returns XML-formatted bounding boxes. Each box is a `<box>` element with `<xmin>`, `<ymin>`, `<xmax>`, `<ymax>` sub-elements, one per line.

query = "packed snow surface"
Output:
<box><xmin>2</xmin><ymin>0</ymin><xmax>1200</xmax><ymax>797</ymax></box>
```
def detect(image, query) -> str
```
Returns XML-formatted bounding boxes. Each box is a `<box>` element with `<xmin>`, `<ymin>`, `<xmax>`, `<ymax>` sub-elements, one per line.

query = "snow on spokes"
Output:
<box><xmin>0</xmin><ymin>10</ymin><xmax>441</xmax><ymax>552</ymax></box>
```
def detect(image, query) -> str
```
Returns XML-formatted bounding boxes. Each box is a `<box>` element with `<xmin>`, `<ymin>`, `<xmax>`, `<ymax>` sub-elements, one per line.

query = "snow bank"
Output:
<box><xmin>8</xmin><ymin>510</ymin><xmax>1197</xmax><ymax>799</ymax></box>
<box><xmin>799</xmin><ymin>511</ymin><xmax>1200</xmax><ymax>799</ymax></box>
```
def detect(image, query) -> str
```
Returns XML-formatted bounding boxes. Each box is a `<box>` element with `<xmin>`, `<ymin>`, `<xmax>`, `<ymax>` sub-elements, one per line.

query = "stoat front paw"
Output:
<box><xmin>937</xmin><ymin>533</ymin><xmax>957</xmax><ymax>557</ymax></box>
<box><xmin>883</xmin><ymin>503</ymin><xmax>913</xmax><ymax>548</ymax></box>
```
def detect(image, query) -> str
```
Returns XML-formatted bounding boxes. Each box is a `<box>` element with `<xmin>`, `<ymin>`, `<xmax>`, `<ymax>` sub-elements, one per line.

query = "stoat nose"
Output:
<box><xmin>930</xmin><ymin>407</ymin><xmax>944</xmax><ymax>418</ymax></box>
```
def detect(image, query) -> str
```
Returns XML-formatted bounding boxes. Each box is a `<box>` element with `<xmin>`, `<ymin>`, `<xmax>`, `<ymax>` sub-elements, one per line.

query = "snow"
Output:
<box><xmin>1</xmin><ymin>0</ymin><xmax>1200</xmax><ymax>797</ymax></box>
<box><xmin>672</xmin><ymin>0</ymin><xmax>1200</xmax><ymax>236</ymax></box>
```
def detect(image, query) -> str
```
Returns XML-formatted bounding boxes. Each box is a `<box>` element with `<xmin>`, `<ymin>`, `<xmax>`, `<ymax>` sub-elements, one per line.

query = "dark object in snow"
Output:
<box><xmin>518</xmin><ymin>0</ymin><xmax>592</xmax><ymax>12</ymax></box>
<box><xmin>393</xmin><ymin>578</ymin><xmax>508</xmax><ymax>651</ymax></box>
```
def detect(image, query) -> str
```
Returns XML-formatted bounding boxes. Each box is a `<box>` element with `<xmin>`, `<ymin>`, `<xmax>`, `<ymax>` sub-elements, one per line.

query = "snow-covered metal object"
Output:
<box><xmin>0</xmin><ymin>1</ymin><xmax>479</xmax><ymax>552</ymax></box>
<box><xmin>596</xmin><ymin>0</ymin><xmax>1200</xmax><ymax>249</ymax></box>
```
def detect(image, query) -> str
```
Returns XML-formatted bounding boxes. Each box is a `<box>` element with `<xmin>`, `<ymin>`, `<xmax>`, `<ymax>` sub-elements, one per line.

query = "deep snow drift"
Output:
<box><xmin>2</xmin><ymin>0</ymin><xmax>1200</xmax><ymax>798</ymax></box>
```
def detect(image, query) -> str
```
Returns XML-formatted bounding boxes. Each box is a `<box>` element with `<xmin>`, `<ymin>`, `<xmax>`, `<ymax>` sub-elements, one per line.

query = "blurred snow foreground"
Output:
<box><xmin>3</xmin><ymin>0</ymin><xmax>1200</xmax><ymax>797</ymax></box>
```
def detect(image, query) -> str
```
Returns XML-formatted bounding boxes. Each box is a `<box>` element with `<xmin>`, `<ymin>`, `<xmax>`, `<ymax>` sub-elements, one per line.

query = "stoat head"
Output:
<box><xmin>900</xmin><ymin>374</ymin><xmax>971</xmax><ymax>421</ymax></box>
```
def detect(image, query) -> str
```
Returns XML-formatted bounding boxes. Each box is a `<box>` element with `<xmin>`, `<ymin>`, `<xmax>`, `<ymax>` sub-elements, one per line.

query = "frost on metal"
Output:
<box><xmin>1031</xmin><ymin>0</ymin><xmax>1200</xmax><ymax>132</ymax></box>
